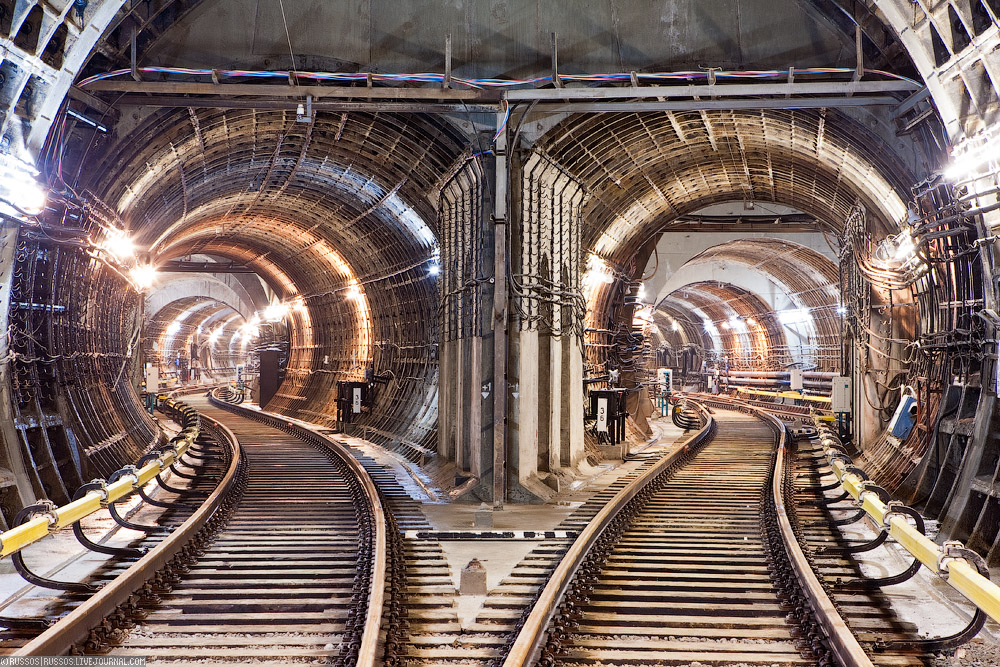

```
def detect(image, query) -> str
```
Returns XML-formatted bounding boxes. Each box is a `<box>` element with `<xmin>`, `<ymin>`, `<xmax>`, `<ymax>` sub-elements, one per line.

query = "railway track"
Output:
<box><xmin>10</xmin><ymin>391</ymin><xmax>390</xmax><ymax>666</ymax></box>
<box><xmin>503</xmin><ymin>398</ymin><xmax>881</xmax><ymax>667</ymax></box>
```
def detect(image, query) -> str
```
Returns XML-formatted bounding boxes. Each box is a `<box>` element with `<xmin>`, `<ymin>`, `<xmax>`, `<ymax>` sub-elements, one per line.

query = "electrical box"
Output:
<box><xmin>888</xmin><ymin>393</ymin><xmax>918</xmax><ymax>441</ymax></box>
<box><xmin>337</xmin><ymin>381</ymin><xmax>369</xmax><ymax>425</ymax></box>
<box><xmin>831</xmin><ymin>376</ymin><xmax>852</xmax><ymax>413</ymax></box>
<box><xmin>145</xmin><ymin>363</ymin><xmax>159</xmax><ymax>392</ymax></box>
<box><xmin>590</xmin><ymin>389</ymin><xmax>627</xmax><ymax>444</ymax></box>
<box><xmin>789</xmin><ymin>368</ymin><xmax>804</xmax><ymax>391</ymax></box>
<box><xmin>657</xmin><ymin>368</ymin><xmax>673</xmax><ymax>392</ymax></box>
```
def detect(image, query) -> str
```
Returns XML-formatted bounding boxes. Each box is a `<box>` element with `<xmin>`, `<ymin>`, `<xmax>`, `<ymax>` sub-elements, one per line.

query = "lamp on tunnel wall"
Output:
<box><xmin>263</xmin><ymin>302</ymin><xmax>290</xmax><ymax>322</ymax></box>
<box><xmin>129</xmin><ymin>263</ymin><xmax>157</xmax><ymax>291</ymax></box>
<box><xmin>944</xmin><ymin>127</ymin><xmax>1000</xmax><ymax>183</ymax></box>
<box><xmin>0</xmin><ymin>153</ymin><xmax>46</xmax><ymax>217</ymax></box>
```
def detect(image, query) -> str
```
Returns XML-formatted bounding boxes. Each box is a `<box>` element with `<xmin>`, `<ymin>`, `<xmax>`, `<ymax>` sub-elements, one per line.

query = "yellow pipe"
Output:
<box><xmin>828</xmin><ymin>451</ymin><xmax>1000</xmax><ymax>625</ymax></box>
<box><xmin>53</xmin><ymin>493</ymin><xmax>104</xmax><ymax>529</ymax></box>
<box><xmin>0</xmin><ymin>517</ymin><xmax>52</xmax><ymax>557</ymax></box>
<box><xmin>734</xmin><ymin>386</ymin><xmax>832</xmax><ymax>403</ymax></box>
<box><xmin>0</xmin><ymin>400</ymin><xmax>201</xmax><ymax>559</ymax></box>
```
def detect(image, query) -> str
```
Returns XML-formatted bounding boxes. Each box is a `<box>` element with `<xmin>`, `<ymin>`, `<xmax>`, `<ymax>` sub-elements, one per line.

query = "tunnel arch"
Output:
<box><xmin>78</xmin><ymin>107</ymin><xmax>470</xmax><ymax>449</ymax></box>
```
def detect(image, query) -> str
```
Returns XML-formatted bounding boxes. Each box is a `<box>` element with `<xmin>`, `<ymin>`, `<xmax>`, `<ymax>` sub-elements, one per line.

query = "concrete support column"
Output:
<box><xmin>506</xmin><ymin>151</ymin><xmax>587</xmax><ymax>493</ymax></box>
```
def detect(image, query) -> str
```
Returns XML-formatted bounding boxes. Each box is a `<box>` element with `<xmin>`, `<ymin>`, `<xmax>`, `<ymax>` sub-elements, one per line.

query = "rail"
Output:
<box><xmin>13</xmin><ymin>412</ymin><xmax>243</xmax><ymax>655</ymax></box>
<box><xmin>750</xmin><ymin>402</ymin><xmax>875</xmax><ymax>667</ymax></box>
<box><xmin>207</xmin><ymin>390</ymin><xmax>388</xmax><ymax>667</ymax></box>
<box><xmin>501</xmin><ymin>401</ymin><xmax>715</xmax><ymax>666</ymax></box>
<box><xmin>817</xmin><ymin>421</ymin><xmax>1000</xmax><ymax>627</ymax></box>
<box><xmin>0</xmin><ymin>398</ymin><xmax>201</xmax><ymax>558</ymax></box>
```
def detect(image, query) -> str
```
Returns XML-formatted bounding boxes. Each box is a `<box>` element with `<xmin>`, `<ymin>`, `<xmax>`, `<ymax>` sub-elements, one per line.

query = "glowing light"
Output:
<box><xmin>129</xmin><ymin>264</ymin><xmax>156</xmax><ymax>290</ymax></box>
<box><xmin>894</xmin><ymin>233</ymin><xmax>916</xmax><ymax>261</ymax></box>
<box><xmin>263</xmin><ymin>302</ymin><xmax>289</xmax><ymax>322</ymax></box>
<box><xmin>428</xmin><ymin>262</ymin><xmax>441</xmax><ymax>276</ymax></box>
<box><xmin>291</xmin><ymin>296</ymin><xmax>307</xmax><ymax>313</ymax></box>
<box><xmin>671</xmin><ymin>321</ymin><xmax>681</xmax><ymax>332</ymax></box>
<box><xmin>777</xmin><ymin>308</ymin><xmax>812</xmax><ymax>326</ymax></box>
<box><xmin>0</xmin><ymin>154</ymin><xmax>46</xmax><ymax>216</ymax></box>
<box><xmin>637</xmin><ymin>284</ymin><xmax>646</xmax><ymax>300</ymax></box>
<box><xmin>165</xmin><ymin>320</ymin><xmax>181</xmax><ymax>336</ymax></box>
<box><xmin>720</xmin><ymin>321</ymin><xmax>730</xmax><ymax>330</ymax></box>
<box><xmin>945</xmin><ymin>129</ymin><xmax>1000</xmax><ymax>182</ymax></box>
<box><xmin>583</xmin><ymin>254</ymin><xmax>616</xmax><ymax>293</ymax></box>
<box><xmin>633</xmin><ymin>306</ymin><xmax>653</xmax><ymax>325</ymax></box>
<box><xmin>345</xmin><ymin>281</ymin><xmax>363</xmax><ymax>301</ymax></box>
<box><xmin>837</xmin><ymin>306</ymin><xmax>848</xmax><ymax>316</ymax></box>
<box><xmin>745</xmin><ymin>317</ymin><xmax>757</xmax><ymax>327</ymax></box>
<box><xmin>101</xmin><ymin>229</ymin><xmax>135</xmax><ymax>261</ymax></box>
<box><xmin>208</xmin><ymin>326</ymin><xmax>224</xmax><ymax>344</ymax></box>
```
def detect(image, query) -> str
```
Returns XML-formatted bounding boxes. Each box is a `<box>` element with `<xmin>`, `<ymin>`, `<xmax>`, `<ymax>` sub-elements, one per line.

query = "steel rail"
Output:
<box><xmin>751</xmin><ymin>404</ymin><xmax>876</xmax><ymax>667</ymax></box>
<box><xmin>692</xmin><ymin>395</ymin><xmax>875</xmax><ymax>666</ymax></box>
<box><xmin>207</xmin><ymin>393</ymin><xmax>387</xmax><ymax>667</ymax></box>
<box><xmin>0</xmin><ymin>398</ymin><xmax>201</xmax><ymax>558</ymax></box>
<box><xmin>12</xmin><ymin>413</ymin><xmax>241</xmax><ymax>656</ymax></box>
<box><xmin>500</xmin><ymin>403</ymin><xmax>715</xmax><ymax>666</ymax></box>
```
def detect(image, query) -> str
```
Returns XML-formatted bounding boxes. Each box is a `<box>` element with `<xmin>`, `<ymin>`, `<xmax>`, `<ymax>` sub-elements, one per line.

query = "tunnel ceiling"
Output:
<box><xmin>80</xmin><ymin>0</ymin><xmax>915</xmax><ymax>82</ymax></box>
<box><xmin>537</xmin><ymin>108</ymin><xmax>915</xmax><ymax>262</ymax></box>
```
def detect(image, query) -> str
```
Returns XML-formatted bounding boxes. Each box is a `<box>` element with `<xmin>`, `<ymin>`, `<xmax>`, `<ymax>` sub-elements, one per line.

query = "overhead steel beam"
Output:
<box><xmin>107</xmin><ymin>96</ymin><xmax>495</xmax><ymax>113</ymax></box>
<box><xmin>79</xmin><ymin>79</ymin><xmax>920</xmax><ymax>106</ymax></box>
<box><xmin>533</xmin><ymin>96</ymin><xmax>901</xmax><ymax>112</ymax></box>
<box><xmin>159</xmin><ymin>261</ymin><xmax>257</xmax><ymax>274</ymax></box>
<box><xmin>82</xmin><ymin>80</ymin><xmax>498</xmax><ymax>100</ymax></box>
<box><xmin>102</xmin><ymin>95</ymin><xmax>902</xmax><ymax>113</ymax></box>
<box><xmin>503</xmin><ymin>79</ymin><xmax>919</xmax><ymax>99</ymax></box>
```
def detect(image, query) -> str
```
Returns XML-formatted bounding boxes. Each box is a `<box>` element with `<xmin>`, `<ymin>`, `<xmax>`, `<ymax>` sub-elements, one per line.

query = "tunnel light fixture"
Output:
<box><xmin>584</xmin><ymin>254</ymin><xmax>615</xmax><ymax>293</ymax></box>
<box><xmin>101</xmin><ymin>229</ymin><xmax>136</xmax><ymax>261</ymax></box>
<box><xmin>777</xmin><ymin>308</ymin><xmax>812</xmax><ymax>326</ymax></box>
<box><xmin>745</xmin><ymin>317</ymin><xmax>757</xmax><ymax>327</ymax></box>
<box><xmin>893</xmin><ymin>232</ymin><xmax>916</xmax><ymax>261</ymax></box>
<box><xmin>944</xmin><ymin>129</ymin><xmax>1000</xmax><ymax>182</ymax></box>
<box><xmin>209</xmin><ymin>326</ymin><xmax>224</xmax><ymax>345</ymax></box>
<box><xmin>671</xmin><ymin>321</ymin><xmax>681</xmax><ymax>332</ymax></box>
<box><xmin>633</xmin><ymin>306</ymin><xmax>653</xmax><ymax>325</ymax></box>
<box><xmin>165</xmin><ymin>320</ymin><xmax>182</xmax><ymax>336</ymax></box>
<box><xmin>129</xmin><ymin>263</ymin><xmax>157</xmax><ymax>291</ymax></box>
<box><xmin>428</xmin><ymin>262</ymin><xmax>441</xmax><ymax>276</ymax></box>
<box><xmin>345</xmin><ymin>281</ymin><xmax>363</xmax><ymax>301</ymax></box>
<box><xmin>837</xmin><ymin>305</ymin><xmax>848</xmax><ymax>316</ymax></box>
<box><xmin>0</xmin><ymin>154</ymin><xmax>46</xmax><ymax>217</ymax></box>
<box><xmin>263</xmin><ymin>302</ymin><xmax>290</xmax><ymax>322</ymax></box>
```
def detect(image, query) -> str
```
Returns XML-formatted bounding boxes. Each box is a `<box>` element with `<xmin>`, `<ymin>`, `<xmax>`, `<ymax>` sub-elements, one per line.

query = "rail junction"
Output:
<box><xmin>0</xmin><ymin>391</ymin><xmax>992</xmax><ymax>666</ymax></box>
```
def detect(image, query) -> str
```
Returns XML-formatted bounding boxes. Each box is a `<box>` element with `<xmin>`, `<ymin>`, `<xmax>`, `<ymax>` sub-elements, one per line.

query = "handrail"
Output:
<box><xmin>13</xmin><ymin>413</ymin><xmax>242</xmax><ymax>656</ymax></box>
<box><xmin>501</xmin><ymin>402</ymin><xmax>714</xmax><ymax>666</ymax></box>
<box><xmin>207</xmin><ymin>390</ymin><xmax>386</xmax><ymax>667</ymax></box>
<box><xmin>0</xmin><ymin>398</ymin><xmax>201</xmax><ymax>558</ymax></box>
<box><xmin>817</xmin><ymin>423</ymin><xmax>1000</xmax><ymax>626</ymax></box>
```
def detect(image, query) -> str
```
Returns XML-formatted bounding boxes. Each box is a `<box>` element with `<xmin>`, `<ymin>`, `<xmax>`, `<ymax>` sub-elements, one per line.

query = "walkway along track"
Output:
<box><xmin>503</xmin><ymin>398</ymin><xmax>875</xmax><ymax>667</ymax></box>
<box><xmin>12</xmin><ymin>391</ymin><xmax>394</xmax><ymax>666</ymax></box>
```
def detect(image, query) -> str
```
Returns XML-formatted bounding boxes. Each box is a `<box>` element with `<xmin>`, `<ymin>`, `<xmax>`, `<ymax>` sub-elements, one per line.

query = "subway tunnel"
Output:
<box><xmin>1</xmin><ymin>0</ymin><xmax>1000</xmax><ymax>652</ymax></box>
